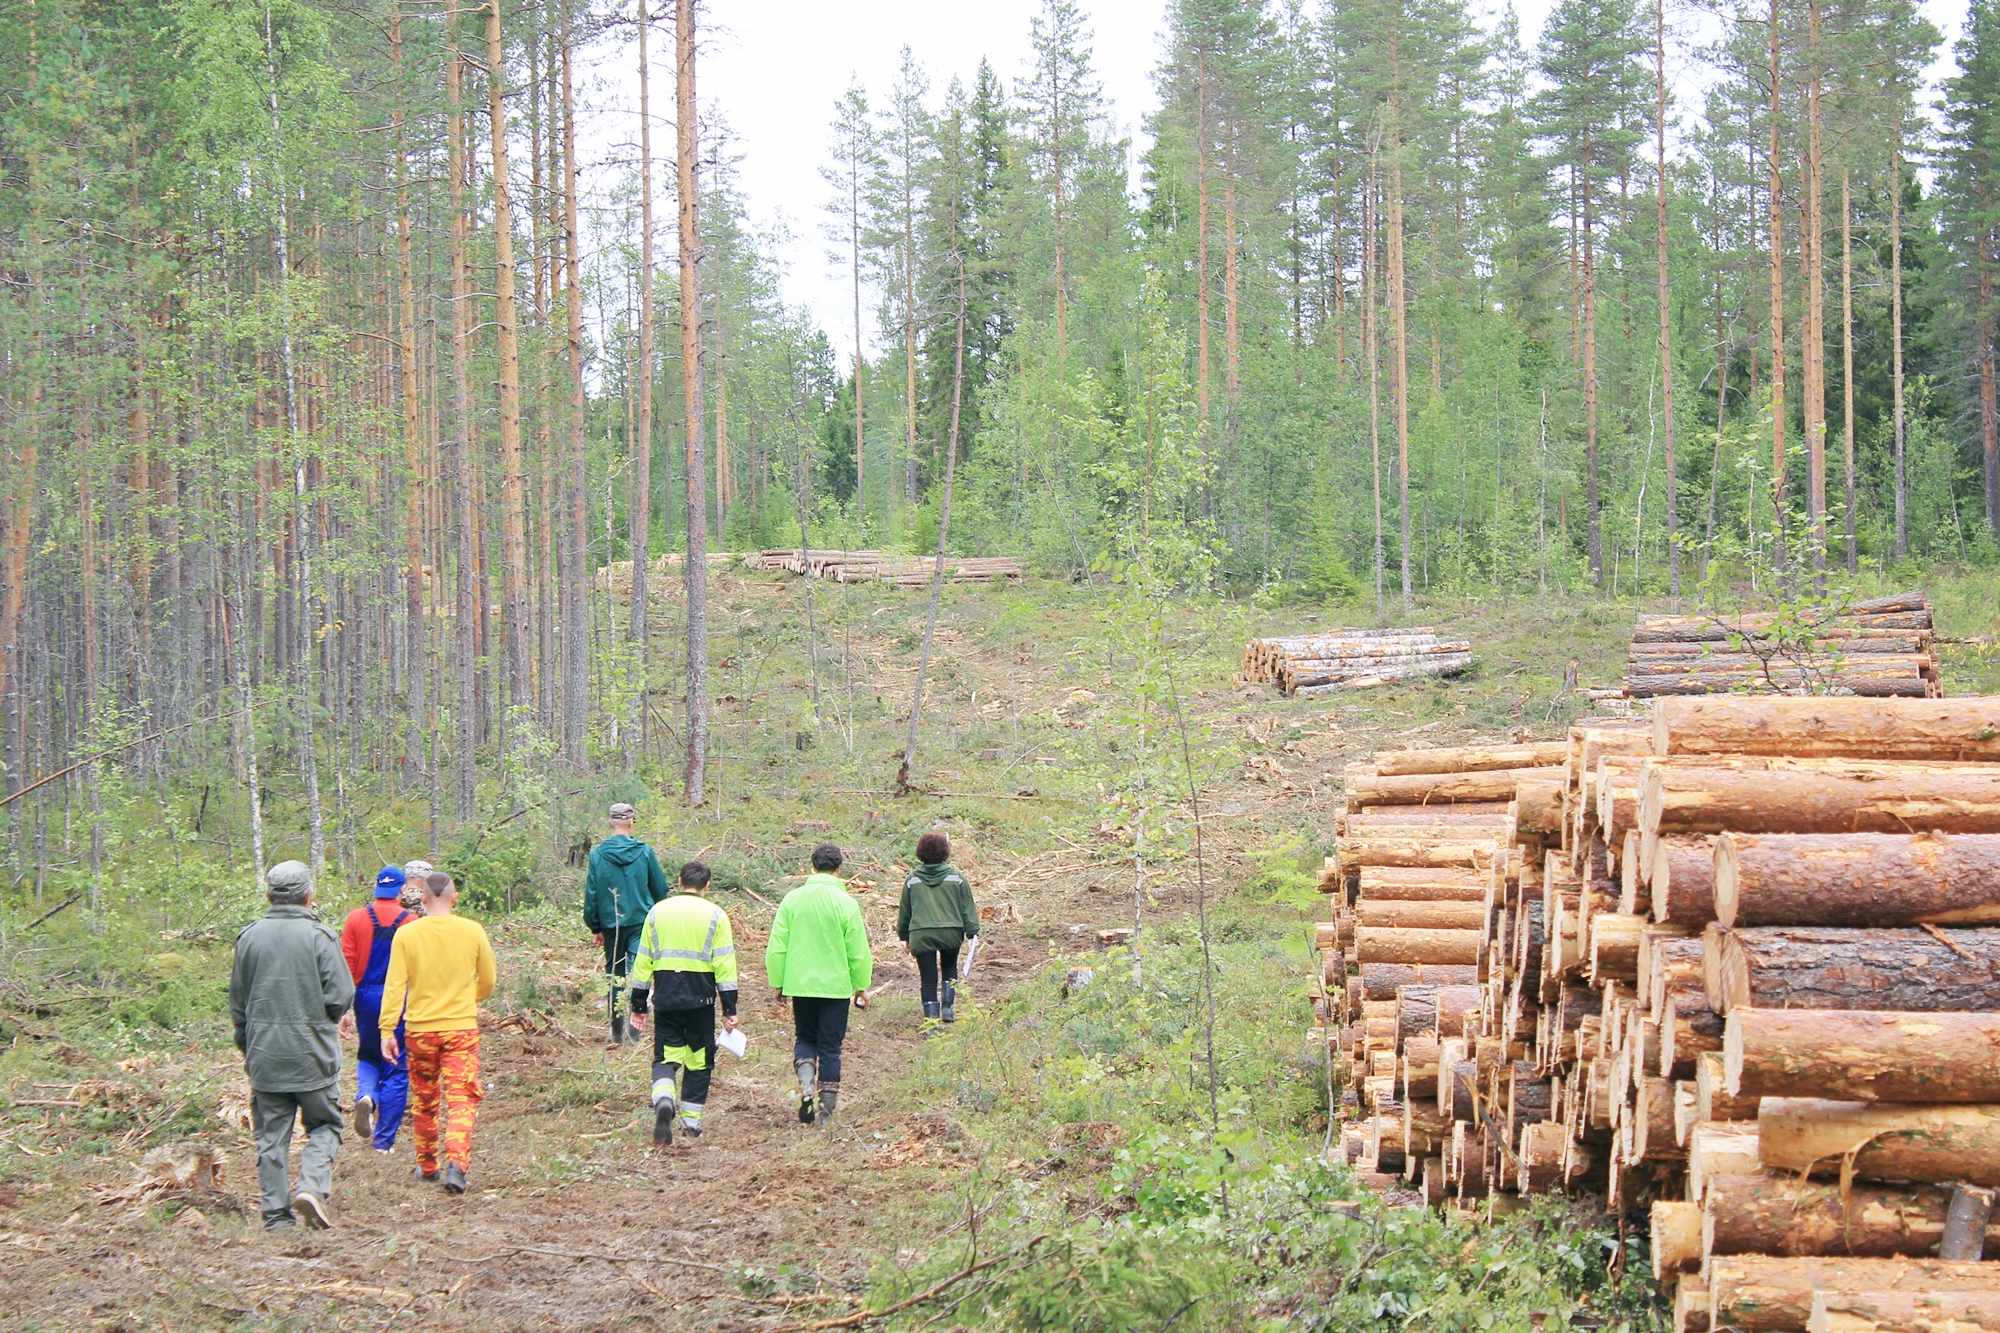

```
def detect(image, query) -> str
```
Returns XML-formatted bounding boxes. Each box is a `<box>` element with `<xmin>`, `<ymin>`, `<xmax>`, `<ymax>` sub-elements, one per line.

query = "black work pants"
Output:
<box><xmin>791</xmin><ymin>996</ymin><xmax>851</xmax><ymax>1085</ymax></box>
<box><xmin>913</xmin><ymin>947</ymin><xmax>960</xmax><ymax>1005</ymax></box>
<box><xmin>652</xmin><ymin>1004</ymin><xmax>716</xmax><ymax>1107</ymax></box>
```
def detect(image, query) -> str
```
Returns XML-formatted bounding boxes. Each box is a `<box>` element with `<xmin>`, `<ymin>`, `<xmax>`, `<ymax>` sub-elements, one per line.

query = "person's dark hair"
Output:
<box><xmin>425</xmin><ymin>871</ymin><xmax>455</xmax><ymax>896</ymax></box>
<box><xmin>810</xmin><ymin>842</ymin><xmax>843</xmax><ymax>873</ymax></box>
<box><xmin>679</xmin><ymin>860</ymin><xmax>712</xmax><ymax>889</ymax></box>
<box><xmin>915</xmin><ymin>831</ymin><xmax>949</xmax><ymax>865</ymax></box>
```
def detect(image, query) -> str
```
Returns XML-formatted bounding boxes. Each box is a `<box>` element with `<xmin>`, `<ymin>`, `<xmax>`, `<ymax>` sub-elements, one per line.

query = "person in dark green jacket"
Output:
<box><xmin>896</xmin><ymin>832</ymin><xmax>979</xmax><ymax>1025</ymax></box>
<box><xmin>582</xmin><ymin>802</ymin><xmax>671</xmax><ymax>1044</ymax></box>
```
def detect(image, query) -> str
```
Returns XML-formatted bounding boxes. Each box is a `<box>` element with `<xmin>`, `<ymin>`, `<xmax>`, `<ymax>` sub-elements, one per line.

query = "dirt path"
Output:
<box><xmin>4</xmin><ymin>919</ymin><xmax>1048</xmax><ymax>1332</ymax></box>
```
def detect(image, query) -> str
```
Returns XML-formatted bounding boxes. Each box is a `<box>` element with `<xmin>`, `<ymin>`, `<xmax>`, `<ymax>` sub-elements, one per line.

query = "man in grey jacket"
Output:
<box><xmin>230</xmin><ymin>860</ymin><xmax>356</xmax><ymax>1231</ymax></box>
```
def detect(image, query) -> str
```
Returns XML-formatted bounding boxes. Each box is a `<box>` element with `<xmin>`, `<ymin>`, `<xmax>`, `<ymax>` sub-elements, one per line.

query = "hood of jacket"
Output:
<box><xmin>597</xmin><ymin>833</ymin><xmax>645</xmax><ymax>866</ymax></box>
<box><xmin>910</xmin><ymin>862</ymin><xmax>954</xmax><ymax>887</ymax></box>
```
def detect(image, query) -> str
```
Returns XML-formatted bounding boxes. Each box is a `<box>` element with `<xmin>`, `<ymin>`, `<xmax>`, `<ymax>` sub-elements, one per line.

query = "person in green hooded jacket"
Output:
<box><xmin>582</xmin><ymin>802</ymin><xmax>671</xmax><ymax>1043</ymax></box>
<box><xmin>766</xmin><ymin>843</ymin><xmax>873</xmax><ymax>1126</ymax></box>
<box><xmin>896</xmin><ymin>832</ymin><xmax>979</xmax><ymax>1025</ymax></box>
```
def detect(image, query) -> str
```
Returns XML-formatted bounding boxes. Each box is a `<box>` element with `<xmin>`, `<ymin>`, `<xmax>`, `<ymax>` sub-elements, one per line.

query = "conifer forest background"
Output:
<box><xmin>2</xmin><ymin>0</ymin><xmax>1997</xmax><ymax>889</ymax></box>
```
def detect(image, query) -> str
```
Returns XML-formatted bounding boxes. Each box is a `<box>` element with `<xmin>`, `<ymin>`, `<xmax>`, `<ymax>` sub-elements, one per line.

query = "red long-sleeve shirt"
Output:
<box><xmin>340</xmin><ymin>900</ymin><xmax>406</xmax><ymax>983</ymax></box>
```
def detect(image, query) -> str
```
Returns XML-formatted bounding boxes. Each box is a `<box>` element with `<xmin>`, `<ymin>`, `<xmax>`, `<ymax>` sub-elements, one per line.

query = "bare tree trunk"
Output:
<box><xmin>898</xmin><ymin>208</ymin><xmax>970</xmax><ymax>794</ymax></box>
<box><xmin>1656</xmin><ymin>0</ymin><xmax>1679</xmax><ymax>606</ymax></box>
<box><xmin>631</xmin><ymin>0</ymin><xmax>655</xmax><ymax>762</ymax></box>
<box><xmin>446</xmin><ymin>0</ymin><xmax>478</xmax><ymax>817</ymax></box>
<box><xmin>676</xmin><ymin>0</ymin><xmax>709</xmax><ymax>805</ymax></box>
<box><xmin>1767</xmin><ymin>0</ymin><xmax>1789</xmax><ymax>578</ymax></box>
<box><xmin>1197</xmin><ymin>54</ymin><xmax>1210</xmax><ymax>442</ymax></box>
<box><xmin>1842</xmin><ymin>169</ymin><xmax>1857</xmax><ymax>574</ymax></box>
<box><xmin>1584</xmin><ymin>152</ymin><xmax>1601</xmax><ymax>588</ymax></box>
<box><xmin>1366</xmin><ymin>142</ymin><xmax>1383</xmax><ymax>620</ymax></box>
<box><xmin>265</xmin><ymin>0</ymin><xmax>323</xmax><ymax>873</ymax></box>
<box><xmin>1893</xmin><ymin>134</ymin><xmax>1906</xmax><ymax>560</ymax></box>
<box><xmin>393</xmin><ymin>3</ymin><xmax>428</xmax><ymax>789</ymax></box>
<box><xmin>560</xmin><ymin>0</ymin><xmax>589</xmax><ymax>772</ymax></box>
<box><xmin>1982</xmin><ymin>232</ymin><xmax>2000</xmax><ymax>535</ymax></box>
<box><xmin>1804</xmin><ymin>1</ymin><xmax>1826</xmax><ymax>582</ymax></box>
<box><xmin>487</xmin><ymin>0</ymin><xmax>531</xmax><ymax>747</ymax></box>
<box><xmin>1388</xmin><ymin>31</ymin><xmax>1412</xmax><ymax>612</ymax></box>
<box><xmin>850</xmin><ymin>136</ymin><xmax>865</xmax><ymax>524</ymax></box>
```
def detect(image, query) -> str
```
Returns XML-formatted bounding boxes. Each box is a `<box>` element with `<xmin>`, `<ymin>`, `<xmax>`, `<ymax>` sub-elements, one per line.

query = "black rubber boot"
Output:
<box><xmin>817</xmin><ymin>1083</ymin><xmax>840</xmax><ymax>1127</ymax></box>
<box><xmin>796</xmin><ymin>1058</ymin><xmax>818</xmax><ymax>1123</ymax></box>
<box><xmin>653</xmin><ymin>1102</ymin><xmax>676</xmax><ymax>1144</ymax></box>
<box><xmin>442</xmin><ymin>1163</ymin><xmax>467</xmax><ymax>1195</ymax></box>
<box><xmin>941</xmin><ymin>980</ymin><xmax>957</xmax><ymax>1023</ymax></box>
<box><xmin>611</xmin><ymin>1013</ymin><xmax>630</xmax><ymax>1045</ymax></box>
<box><xmin>922</xmin><ymin>1000</ymin><xmax>941</xmax><ymax>1025</ymax></box>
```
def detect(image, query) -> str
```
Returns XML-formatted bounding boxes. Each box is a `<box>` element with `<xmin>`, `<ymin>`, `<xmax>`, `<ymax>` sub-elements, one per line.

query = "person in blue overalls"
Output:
<box><xmin>339</xmin><ymin>867</ymin><xmax>417</xmax><ymax>1151</ymax></box>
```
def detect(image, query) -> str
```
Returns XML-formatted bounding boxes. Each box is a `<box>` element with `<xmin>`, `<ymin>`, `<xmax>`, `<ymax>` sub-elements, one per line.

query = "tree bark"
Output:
<box><xmin>485</xmin><ymin>0</ymin><xmax>531</xmax><ymax>742</ymax></box>
<box><xmin>1767</xmin><ymin>0</ymin><xmax>1789</xmax><ymax>576</ymax></box>
<box><xmin>1893</xmin><ymin>135</ymin><xmax>1907</xmax><ymax>559</ymax></box>
<box><xmin>1726</xmin><ymin>1010</ymin><xmax>2000</xmax><ymax>1103</ymax></box>
<box><xmin>1655</xmin><ymin>697</ymin><xmax>1997</xmax><ymax>762</ymax></box>
<box><xmin>1354</xmin><ymin>927</ymin><xmax>1482</xmax><ymax>966</ymax></box>
<box><xmin>1641</xmin><ymin>765</ymin><xmax>2000</xmax><ymax>838</ymax></box>
<box><xmin>1813</xmin><ymin>1290</ymin><xmax>2000</xmax><ymax>1333</ymax></box>
<box><xmin>1705</xmin><ymin>1172</ymin><xmax>2000</xmax><ymax>1260</ymax></box>
<box><xmin>392</xmin><ymin>3</ymin><xmax>427</xmax><ymax>788</ymax></box>
<box><xmin>1760</xmin><ymin>1099</ymin><xmax>2000</xmax><ymax>1187</ymax></box>
<box><xmin>560</xmin><ymin>1</ymin><xmax>589</xmax><ymax>772</ymax></box>
<box><xmin>1359</xmin><ymin>900</ymin><xmax>1485</xmax><ymax>931</ymax></box>
<box><xmin>1388</xmin><ymin>28</ymin><xmax>1411</xmax><ymax>609</ymax></box>
<box><xmin>1716</xmin><ymin>830</ymin><xmax>2000</xmax><ymax>927</ymax></box>
<box><xmin>1984</xmin><ymin>232</ymin><xmax>2000</xmax><ymax>536</ymax></box>
<box><xmin>675</xmin><ymin>0</ymin><xmax>708</xmax><ymax>804</ymax></box>
<box><xmin>631</xmin><ymin>0</ymin><xmax>656</xmax><ymax>755</ymax></box>
<box><xmin>1705</xmin><ymin>924</ymin><xmax>2000</xmax><ymax>1014</ymax></box>
<box><xmin>1346</xmin><ymin>765</ymin><xmax>1563</xmax><ymax>807</ymax></box>
<box><xmin>446</xmin><ymin>2</ymin><xmax>478</xmax><ymax>817</ymax></box>
<box><xmin>1355</xmin><ymin>870</ymin><xmax>1485</xmax><ymax>902</ymax></box>
<box><xmin>1711</xmin><ymin>1256</ymin><xmax>2000</xmax><ymax>1333</ymax></box>
<box><xmin>1374</xmin><ymin>742</ymin><xmax>1570</xmax><ymax>776</ymax></box>
<box><xmin>1842</xmin><ymin>170</ymin><xmax>1857</xmax><ymax>573</ymax></box>
<box><xmin>1656</xmin><ymin>0</ymin><xmax>1678</xmax><ymax>602</ymax></box>
<box><xmin>1357</xmin><ymin>961</ymin><xmax>1478</xmax><ymax>1000</ymax></box>
<box><xmin>1337</xmin><ymin>837</ymin><xmax>1498</xmax><ymax>871</ymax></box>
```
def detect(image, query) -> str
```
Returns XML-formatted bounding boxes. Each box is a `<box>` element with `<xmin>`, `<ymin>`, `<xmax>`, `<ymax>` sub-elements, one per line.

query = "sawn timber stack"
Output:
<box><xmin>1313</xmin><ymin>693</ymin><xmax>2000</xmax><ymax>1329</ymax></box>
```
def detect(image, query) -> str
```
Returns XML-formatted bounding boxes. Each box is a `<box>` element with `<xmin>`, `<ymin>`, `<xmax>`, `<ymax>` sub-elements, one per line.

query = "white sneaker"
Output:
<box><xmin>352</xmin><ymin>1096</ymin><xmax>375</xmax><ymax>1142</ymax></box>
<box><xmin>291</xmin><ymin>1191</ymin><xmax>332</xmax><ymax>1229</ymax></box>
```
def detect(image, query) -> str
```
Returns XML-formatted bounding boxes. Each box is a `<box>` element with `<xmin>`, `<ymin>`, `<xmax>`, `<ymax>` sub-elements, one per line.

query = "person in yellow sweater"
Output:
<box><xmin>379</xmin><ymin>871</ymin><xmax>497</xmax><ymax>1194</ymax></box>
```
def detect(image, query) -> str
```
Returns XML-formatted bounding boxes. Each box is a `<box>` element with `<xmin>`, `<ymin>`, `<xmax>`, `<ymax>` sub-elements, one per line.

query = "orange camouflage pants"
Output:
<box><xmin>406</xmin><ymin>1028</ymin><xmax>484</xmax><ymax>1173</ymax></box>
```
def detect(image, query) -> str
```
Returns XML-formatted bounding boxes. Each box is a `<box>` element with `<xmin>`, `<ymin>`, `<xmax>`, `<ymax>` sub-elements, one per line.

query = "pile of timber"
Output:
<box><xmin>1314</xmin><ymin>695</ymin><xmax>2000</xmax><ymax>1331</ymax></box>
<box><xmin>746</xmin><ymin>549</ymin><xmax>1021</xmax><ymax>585</ymax></box>
<box><xmin>1241</xmin><ymin>628</ymin><xmax>1474</xmax><ymax>696</ymax></box>
<box><xmin>1624</xmin><ymin>591</ymin><xmax>1938</xmax><ymax>699</ymax></box>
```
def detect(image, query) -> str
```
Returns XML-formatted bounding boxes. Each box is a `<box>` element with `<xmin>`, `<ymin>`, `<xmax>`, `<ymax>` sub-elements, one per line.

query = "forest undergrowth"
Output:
<box><xmin>0</xmin><ymin>565</ymin><xmax>1996</xmax><ymax>1329</ymax></box>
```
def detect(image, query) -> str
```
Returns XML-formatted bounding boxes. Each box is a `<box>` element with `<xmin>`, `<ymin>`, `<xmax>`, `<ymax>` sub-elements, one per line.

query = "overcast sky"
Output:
<box><xmin>590</xmin><ymin>0</ymin><xmax>1973</xmax><ymax>360</ymax></box>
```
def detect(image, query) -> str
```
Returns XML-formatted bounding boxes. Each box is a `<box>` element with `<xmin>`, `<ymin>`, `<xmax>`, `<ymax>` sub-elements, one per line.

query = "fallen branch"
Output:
<box><xmin>446</xmin><ymin>1243</ymin><xmax>728</xmax><ymax>1275</ymax></box>
<box><xmin>23</xmin><ymin>893</ymin><xmax>84</xmax><ymax>931</ymax></box>
<box><xmin>770</xmin><ymin>1234</ymin><xmax>1050</xmax><ymax>1332</ymax></box>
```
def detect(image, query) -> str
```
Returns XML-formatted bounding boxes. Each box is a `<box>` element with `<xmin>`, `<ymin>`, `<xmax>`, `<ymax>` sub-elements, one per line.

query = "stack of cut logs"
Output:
<box><xmin>1241</xmin><ymin>628</ymin><xmax>1474</xmax><ymax>696</ymax></box>
<box><xmin>1313</xmin><ymin>695</ymin><xmax>2000</xmax><ymax>1333</ymax></box>
<box><xmin>1624</xmin><ymin>591</ymin><xmax>1938</xmax><ymax>699</ymax></box>
<box><xmin>747</xmin><ymin>549</ymin><xmax>1021</xmax><ymax>585</ymax></box>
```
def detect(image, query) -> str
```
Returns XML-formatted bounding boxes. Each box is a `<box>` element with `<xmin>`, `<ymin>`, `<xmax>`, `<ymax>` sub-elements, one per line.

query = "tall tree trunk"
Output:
<box><xmin>394</xmin><ymin>3</ymin><xmax>427</xmax><ymax>787</ymax></box>
<box><xmin>488</xmin><ymin>0</ymin><xmax>531</xmax><ymax>753</ymax></box>
<box><xmin>1768</xmin><ymin>0</ymin><xmax>1789</xmax><ymax>578</ymax></box>
<box><xmin>1983</xmin><ymin>232</ymin><xmax>2000</xmax><ymax>535</ymax></box>
<box><xmin>1893</xmin><ymin>134</ymin><xmax>1906</xmax><ymax>560</ymax></box>
<box><xmin>1388</xmin><ymin>31</ymin><xmax>1412</xmax><ymax>611</ymax></box>
<box><xmin>446</xmin><ymin>0</ymin><xmax>478</xmax><ymax>817</ymax></box>
<box><xmin>1196</xmin><ymin>54</ymin><xmax>1211</xmax><ymax>439</ymax></box>
<box><xmin>1367</xmin><ymin>144</ymin><xmax>1383</xmax><ymax>620</ymax></box>
<box><xmin>1842</xmin><ymin>169</ymin><xmax>1857</xmax><ymax>574</ymax></box>
<box><xmin>561</xmin><ymin>3</ymin><xmax>589</xmax><ymax>772</ymax></box>
<box><xmin>632</xmin><ymin>0</ymin><xmax>655</xmax><ymax>761</ymax></box>
<box><xmin>264</xmin><ymin>0</ymin><xmax>323</xmax><ymax>873</ymax></box>
<box><xmin>850</xmin><ymin>139</ymin><xmax>865</xmax><ymax>523</ymax></box>
<box><xmin>677</xmin><ymin>0</ymin><xmax>709</xmax><ymax>804</ymax></box>
<box><xmin>1225</xmin><ymin>137</ymin><xmax>1241</xmax><ymax>433</ymax></box>
<box><xmin>897</xmin><ymin>199</ymin><xmax>970</xmax><ymax>794</ymax></box>
<box><xmin>904</xmin><ymin>150</ymin><xmax>919</xmax><ymax>508</ymax></box>
<box><xmin>1804</xmin><ymin>1</ymin><xmax>1826</xmax><ymax>581</ymax></box>
<box><xmin>1584</xmin><ymin>153</ymin><xmax>1601</xmax><ymax>588</ymax></box>
<box><xmin>1656</xmin><ymin>0</ymin><xmax>1679</xmax><ymax>605</ymax></box>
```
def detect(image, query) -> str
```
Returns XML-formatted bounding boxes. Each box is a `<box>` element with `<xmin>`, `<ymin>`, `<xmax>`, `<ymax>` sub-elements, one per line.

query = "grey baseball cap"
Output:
<box><xmin>609</xmin><ymin>802</ymin><xmax>636</xmax><ymax>821</ymax></box>
<box><xmin>266</xmin><ymin>860</ymin><xmax>313</xmax><ymax>904</ymax></box>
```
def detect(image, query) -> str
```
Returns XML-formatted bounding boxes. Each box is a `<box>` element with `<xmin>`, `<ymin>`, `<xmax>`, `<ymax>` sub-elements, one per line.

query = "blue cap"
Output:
<box><xmin>374</xmin><ymin>866</ymin><xmax>408</xmax><ymax>898</ymax></box>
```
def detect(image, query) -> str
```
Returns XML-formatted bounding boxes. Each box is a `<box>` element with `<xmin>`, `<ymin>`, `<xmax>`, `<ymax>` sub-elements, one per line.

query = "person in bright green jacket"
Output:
<box><xmin>765</xmin><ymin>843</ymin><xmax>873</xmax><ymax>1127</ymax></box>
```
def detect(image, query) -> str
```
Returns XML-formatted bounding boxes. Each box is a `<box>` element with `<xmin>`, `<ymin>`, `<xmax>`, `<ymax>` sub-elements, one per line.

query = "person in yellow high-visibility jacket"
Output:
<box><xmin>629</xmin><ymin>860</ymin><xmax>738</xmax><ymax>1144</ymax></box>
